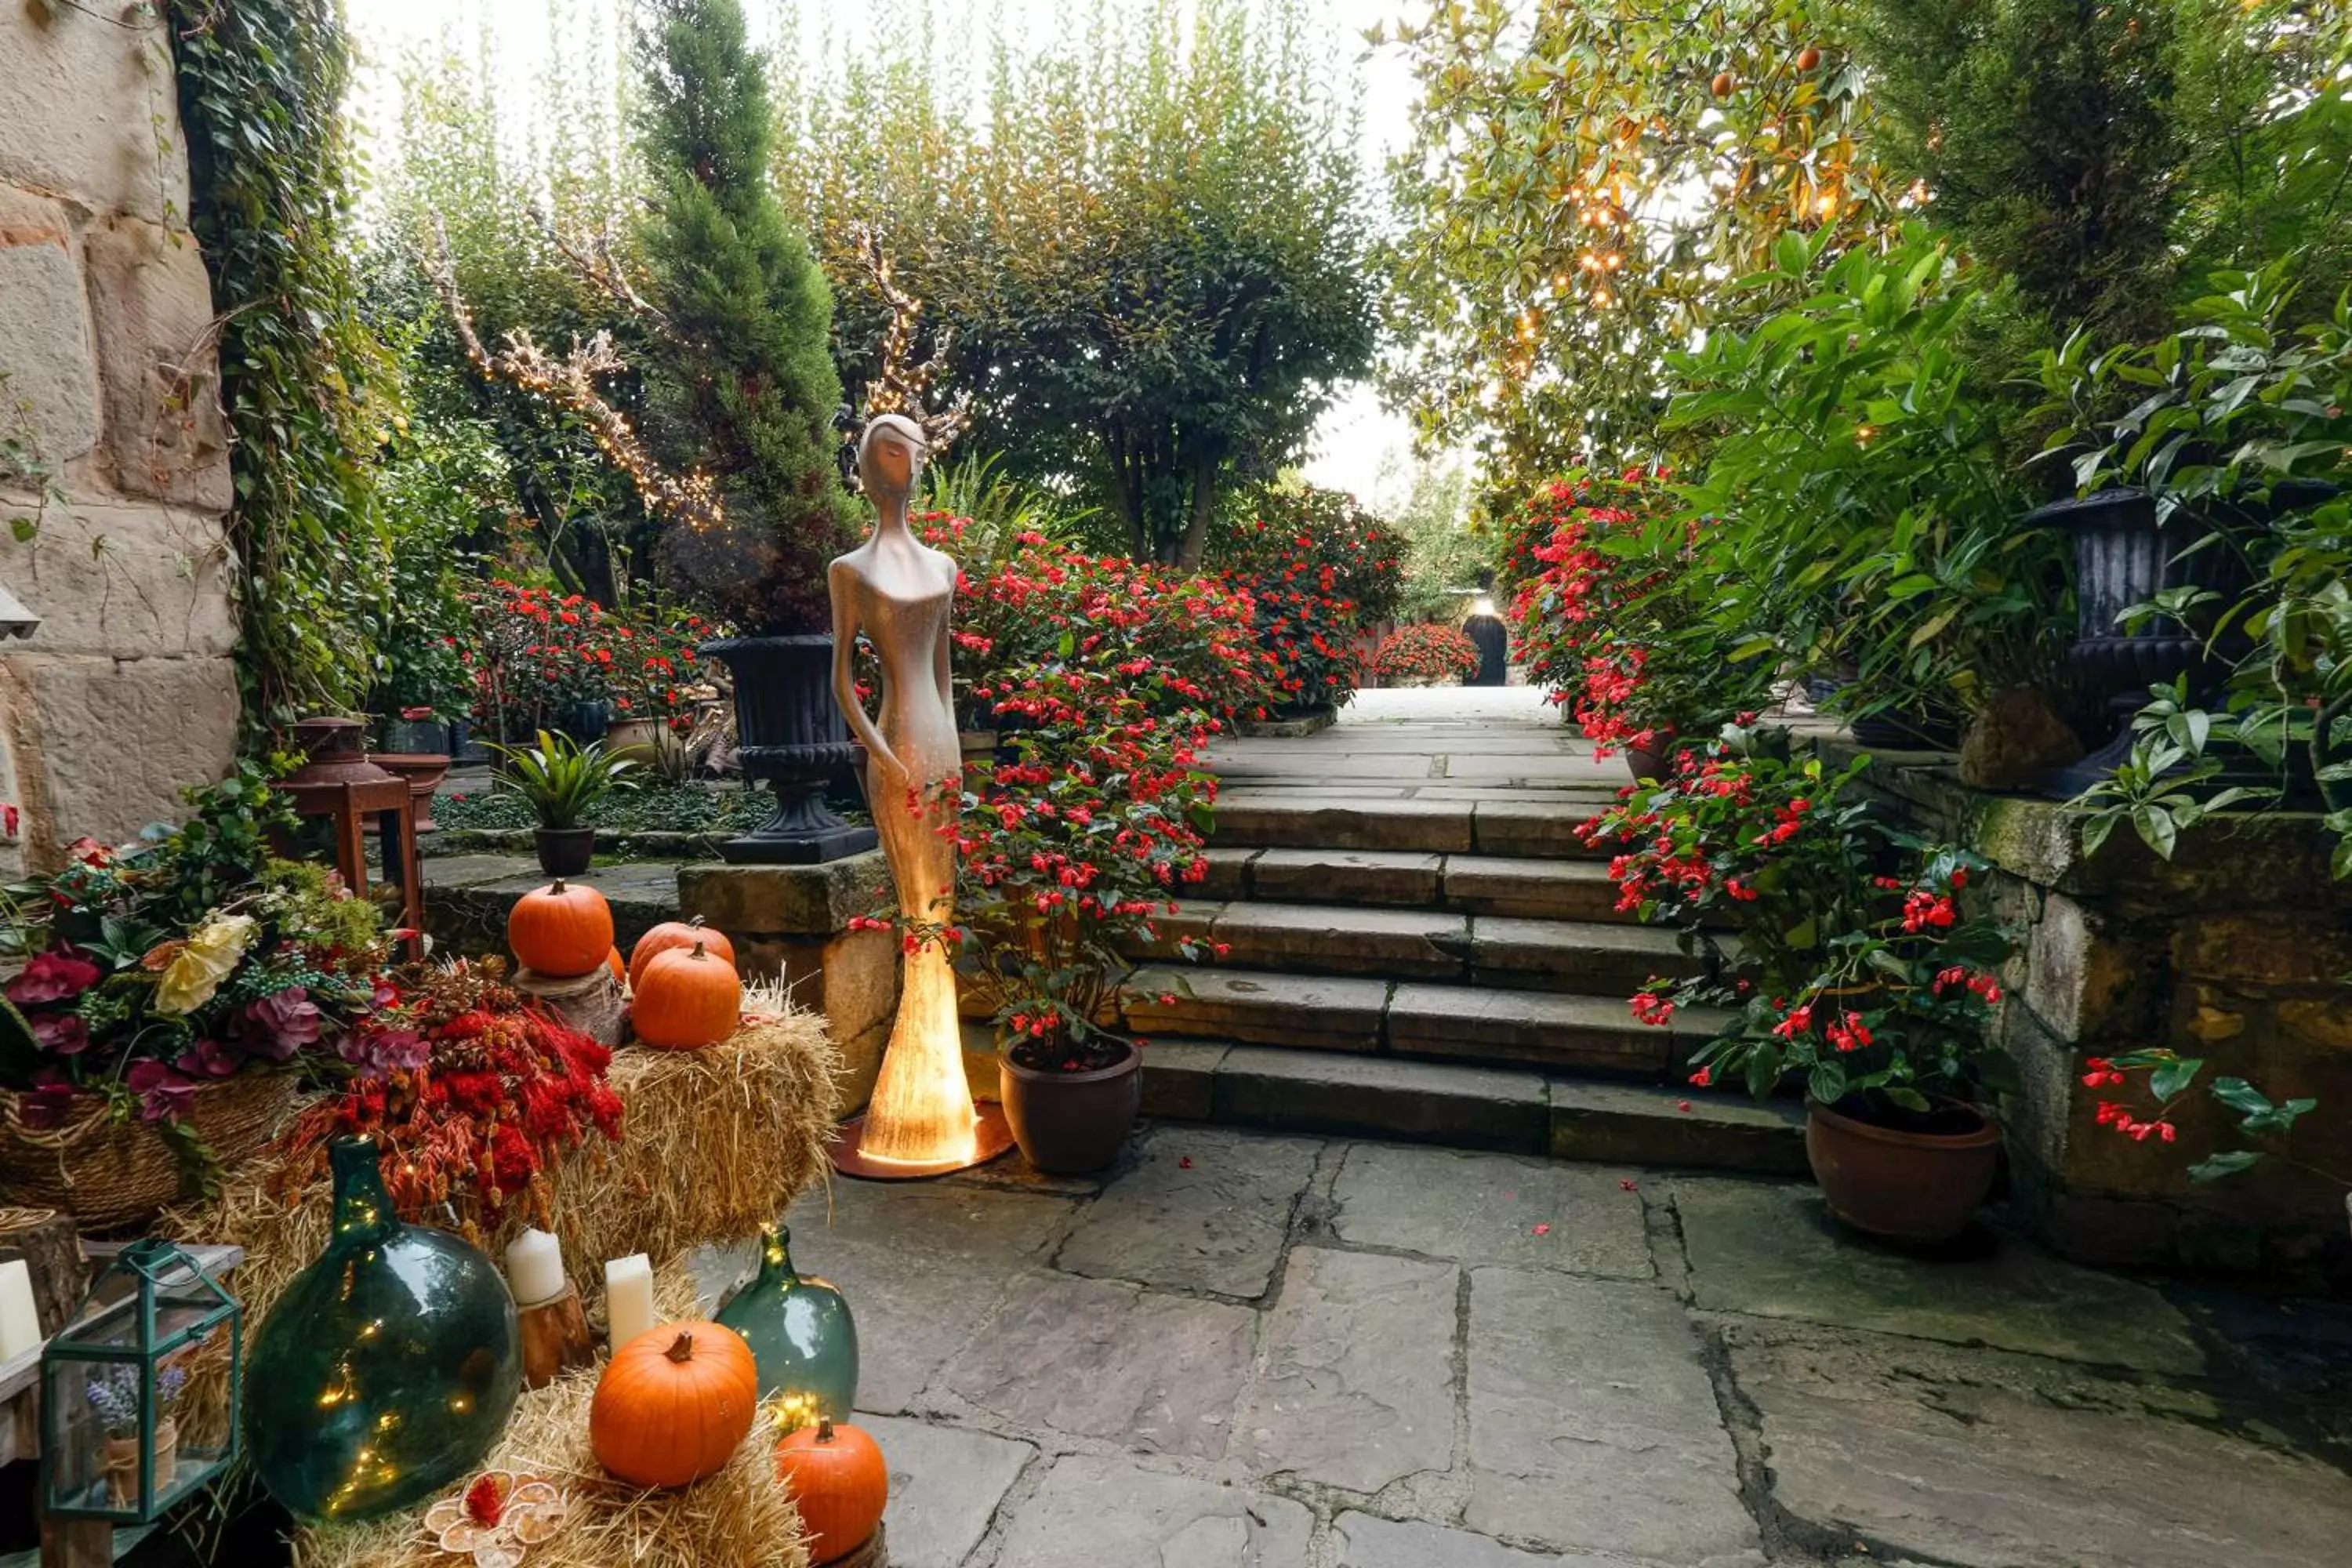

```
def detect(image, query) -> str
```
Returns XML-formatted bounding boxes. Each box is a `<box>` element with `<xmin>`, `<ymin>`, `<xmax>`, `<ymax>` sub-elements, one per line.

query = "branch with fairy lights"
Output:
<box><xmin>849</xmin><ymin>221</ymin><xmax>971</xmax><ymax>456</ymax></box>
<box><xmin>425</xmin><ymin>225</ymin><xmax>724</xmax><ymax>534</ymax></box>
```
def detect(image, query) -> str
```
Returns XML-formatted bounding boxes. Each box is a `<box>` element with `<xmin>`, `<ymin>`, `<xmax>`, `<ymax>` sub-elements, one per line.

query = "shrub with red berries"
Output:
<box><xmin>1579</xmin><ymin>723</ymin><xmax>2015</xmax><ymax>1115</ymax></box>
<box><xmin>467</xmin><ymin>580</ymin><xmax>713</xmax><ymax>742</ymax></box>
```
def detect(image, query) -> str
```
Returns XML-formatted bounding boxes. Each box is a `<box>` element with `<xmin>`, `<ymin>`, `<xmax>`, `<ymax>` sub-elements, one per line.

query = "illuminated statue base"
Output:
<box><xmin>828</xmin><ymin>1102</ymin><xmax>1014</xmax><ymax>1180</ymax></box>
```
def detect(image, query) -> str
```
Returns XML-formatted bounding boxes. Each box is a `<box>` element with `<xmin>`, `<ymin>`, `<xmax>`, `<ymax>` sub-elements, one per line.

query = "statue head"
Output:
<box><xmin>855</xmin><ymin>412</ymin><xmax>928</xmax><ymax>503</ymax></box>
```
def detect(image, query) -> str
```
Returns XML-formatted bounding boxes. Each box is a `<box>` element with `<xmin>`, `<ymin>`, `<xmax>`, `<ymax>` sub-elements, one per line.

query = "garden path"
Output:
<box><xmin>698</xmin><ymin>1124</ymin><xmax>2352</xmax><ymax>1567</ymax></box>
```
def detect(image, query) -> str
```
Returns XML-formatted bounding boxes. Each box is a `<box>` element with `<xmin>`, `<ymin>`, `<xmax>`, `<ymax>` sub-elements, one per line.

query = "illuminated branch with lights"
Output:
<box><xmin>851</xmin><ymin>222</ymin><xmax>971</xmax><ymax>455</ymax></box>
<box><xmin>539</xmin><ymin>210</ymin><xmax>675</xmax><ymax>344</ymax></box>
<box><xmin>426</xmin><ymin>226</ymin><xmax>723</xmax><ymax>533</ymax></box>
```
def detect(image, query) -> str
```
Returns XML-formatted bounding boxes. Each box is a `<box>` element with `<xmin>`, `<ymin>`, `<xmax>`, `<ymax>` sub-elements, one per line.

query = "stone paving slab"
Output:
<box><xmin>856</xmin><ymin>1414</ymin><xmax>1033</xmax><ymax>1568</ymax></box>
<box><xmin>1465</xmin><ymin>1268</ymin><xmax>1759</xmax><ymax>1563</ymax></box>
<box><xmin>1056</xmin><ymin>1125</ymin><xmax>1323</xmax><ymax>1299</ymax></box>
<box><xmin>1328</xmin><ymin>1142</ymin><xmax>1652</xmax><ymax>1279</ymax></box>
<box><xmin>1232</xmin><ymin>1246</ymin><xmax>1460</xmax><ymax>1495</ymax></box>
<box><xmin>988</xmin><ymin>1453</ymin><xmax>1316</xmax><ymax>1566</ymax></box>
<box><xmin>782</xmin><ymin>1181</ymin><xmax>1078</xmax><ymax>1413</ymax></box>
<box><xmin>1333</xmin><ymin>1512</ymin><xmax>1617</xmax><ymax>1567</ymax></box>
<box><xmin>1673</xmin><ymin>1178</ymin><xmax>2206</xmax><ymax>1374</ymax></box>
<box><xmin>942</xmin><ymin>1271</ymin><xmax>1255</xmax><ymax>1457</ymax></box>
<box><xmin>1730</xmin><ymin>1323</ymin><xmax>2352</xmax><ymax>1567</ymax></box>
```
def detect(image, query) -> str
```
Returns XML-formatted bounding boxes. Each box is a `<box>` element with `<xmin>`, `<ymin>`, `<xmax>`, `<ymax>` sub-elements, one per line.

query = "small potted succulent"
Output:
<box><xmin>487</xmin><ymin>731</ymin><xmax>637</xmax><ymax>877</ymax></box>
<box><xmin>92</xmin><ymin>1362</ymin><xmax>185</xmax><ymax>1505</ymax></box>
<box><xmin>1582</xmin><ymin>724</ymin><xmax>2018</xmax><ymax>1242</ymax></box>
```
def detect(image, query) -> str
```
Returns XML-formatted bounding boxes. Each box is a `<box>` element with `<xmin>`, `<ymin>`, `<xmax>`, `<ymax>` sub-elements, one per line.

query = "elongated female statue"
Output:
<box><xmin>826</xmin><ymin>414</ymin><xmax>1008</xmax><ymax>1174</ymax></box>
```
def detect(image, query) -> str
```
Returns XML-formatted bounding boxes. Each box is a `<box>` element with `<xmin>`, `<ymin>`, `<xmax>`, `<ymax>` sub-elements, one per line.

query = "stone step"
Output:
<box><xmin>1123</xmin><ymin>966</ymin><xmax>1730</xmax><ymax>1079</ymax></box>
<box><xmin>1203</xmin><ymin>848</ymin><xmax>1635</xmax><ymax>924</ymax></box>
<box><xmin>1138</xmin><ymin>1040</ymin><xmax>1806</xmax><ymax>1174</ymax></box>
<box><xmin>1123</xmin><ymin>903</ymin><xmax>1704</xmax><ymax>993</ymax></box>
<box><xmin>1210</xmin><ymin>794</ymin><xmax>1616</xmax><ymax>859</ymax></box>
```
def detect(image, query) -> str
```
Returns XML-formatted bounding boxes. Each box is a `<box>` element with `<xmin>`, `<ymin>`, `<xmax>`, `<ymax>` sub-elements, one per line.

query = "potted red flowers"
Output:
<box><xmin>864</xmin><ymin>661</ymin><xmax>1223</xmax><ymax>1171</ymax></box>
<box><xmin>1371</xmin><ymin>623</ymin><xmax>1482</xmax><ymax>688</ymax></box>
<box><xmin>1581</xmin><ymin>724</ymin><xmax>2018</xmax><ymax>1242</ymax></box>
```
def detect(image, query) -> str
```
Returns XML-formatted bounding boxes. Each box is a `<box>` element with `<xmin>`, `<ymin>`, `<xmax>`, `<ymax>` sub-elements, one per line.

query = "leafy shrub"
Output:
<box><xmin>1373</xmin><ymin>623</ymin><xmax>1480</xmax><ymax>685</ymax></box>
<box><xmin>467</xmin><ymin>582</ymin><xmax>715</xmax><ymax>742</ymax></box>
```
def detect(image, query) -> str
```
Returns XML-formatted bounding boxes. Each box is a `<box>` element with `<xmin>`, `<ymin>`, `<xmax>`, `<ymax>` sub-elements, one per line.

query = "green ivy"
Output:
<box><xmin>167</xmin><ymin>0</ymin><xmax>390</xmax><ymax>734</ymax></box>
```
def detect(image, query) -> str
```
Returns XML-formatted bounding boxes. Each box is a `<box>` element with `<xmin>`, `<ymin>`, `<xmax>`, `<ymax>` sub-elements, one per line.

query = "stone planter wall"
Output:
<box><xmin>1830</xmin><ymin>739</ymin><xmax>2352</xmax><ymax>1286</ymax></box>
<box><xmin>0</xmin><ymin>9</ymin><xmax>237</xmax><ymax>876</ymax></box>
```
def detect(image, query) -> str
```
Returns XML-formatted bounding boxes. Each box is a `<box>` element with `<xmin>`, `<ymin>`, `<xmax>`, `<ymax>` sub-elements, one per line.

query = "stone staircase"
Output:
<box><xmin>1120</xmin><ymin>692</ymin><xmax>1806</xmax><ymax>1175</ymax></box>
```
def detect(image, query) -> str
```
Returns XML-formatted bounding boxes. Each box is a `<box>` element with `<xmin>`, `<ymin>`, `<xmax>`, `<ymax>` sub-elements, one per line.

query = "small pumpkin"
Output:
<box><xmin>607</xmin><ymin>946</ymin><xmax>626</xmax><ymax>984</ymax></box>
<box><xmin>590</xmin><ymin>1322</ymin><xmax>757</xmax><ymax>1490</ymax></box>
<box><xmin>507</xmin><ymin>880</ymin><xmax>615</xmax><ymax>978</ymax></box>
<box><xmin>632</xmin><ymin>941</ymin><xmax>742</xmax><ymax>1049</ymax></box>
<box><xmin>629</xmin><ymin>916</ymin><xmax>738</xmax><ymax>991</ymax></box>
<box><xmin>775</xmin><ymin>1417</ymin><xmax>887</xmax><ymax>1563</ymax></box>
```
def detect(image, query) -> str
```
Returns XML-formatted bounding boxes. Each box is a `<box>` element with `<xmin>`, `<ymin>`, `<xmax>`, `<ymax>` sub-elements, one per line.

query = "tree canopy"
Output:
<box><xmin>775</xmin><ymin>0</ymin><xmax>1375</xmax><ymax>568</ymax></box>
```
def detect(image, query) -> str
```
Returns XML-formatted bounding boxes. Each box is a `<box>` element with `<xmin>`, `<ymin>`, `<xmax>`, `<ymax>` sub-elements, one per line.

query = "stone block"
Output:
<box><xmin>1232</xmin><ymin>1247</ymin><xmax>1458</xmax><ymax>1494</ymax></box>
<box><xmin>849</xmin><ymin>1416</ymin><xmax>1032</xmax><ymax>1568</ymax></box>
<box><xmin>677</xmin><ymin>851</ymin><xmax>891</xmax><ymax>934</ymax></box>
<box><xmin>1471</xmin><ymin>798</ymin><xmax>1606</xmax><ymax>858</ymax></box>
<box><xmin>1210</xmin><ymin>901</ymin><xmax>1467</xmax><ymax>979</ymax></box>
<box><xmin>942</xmin><ymin>1271</ymin><xmax>1255</xmax><ymax>1456</ymax></box>
<box><xmin>1058</xmin><ymin>1125</ymin><xmax>1322</xmax><ymax>1298</ymax></box>
<box><xmin>2175</xmin><ymin>913</ymin><xmax>2352</xmax><ymax>987</ymax></box>
<box><xmin>735</xmin><ymin>926</ymin><xmax>898</xmax><ymax>1044</ymax></box>
<box><xmin>990</xmin><ymin>1455</ymin><xmax>1312</xmax><ymax>1568</ymax></box>
<box><xmin>1211</xmin><ymin>1047</ymin><xmax>1550</xmax><ymax>1152</ymax></box>
<box><xmin>5</xmin><ymin>652</ymin><xmax>237</xmax><ymax>858</ymax></box>
<box><xmin>0</xmin><ymin>503</ymin><xmax>234</xmax><ymax>658</ymax></box>
<box><xmin>1124</xmin><ymin>967</ymin><xmax>1386</xmax><ymax>1051</ymax></box>
<box><xmin>1386</xmin><ymin>983</ymin><xmax>1669</xmax><ymax>1073</ymax></box>
<box><xmin>1465</xmin><ymin>1268</ymin><xmax>1755</xmax><ymax>1563</ymax></box>
<box><xmin>1138</xmin><ymin>1039</ymin><xmax>1225</xmax><ymax>1120</ymax></box>
<box><xmin>0</xmin><ymin>9</ymin><xmax>190</xmax><ymax>224</ymax></box>
<box><xmin>1440</xmin><ymin>854</ymin><xmax>1621</xmax><ymax>920</ymax></box>
<box><xmin>1247</xmin><ymin>847</ymin><xmax>1441</xmax><ymax>906</ymax></box>
<box><xmin>83</xmin><ymin>217</ymin><xmax>230</xmax><ymax>508</ymax></box>
<box><xmin>1330</xmin><ymin>1142</ymin><xmax>1652</xmax><ymax>1277</ymax></box>
<box><xmin>1548</xmin><ymin>1079</ymin><xmax>1809</xmax><ymax>1176</ymax></box>
<box><xmin>2020</xmin><ymin>892</ymin><xmax>2153</xmax><ymax>1044</ymax></box>
<box><xmin>0</xmin><ymin>192</ymin><xmax>99</xmax><ymax>465</ymax></box>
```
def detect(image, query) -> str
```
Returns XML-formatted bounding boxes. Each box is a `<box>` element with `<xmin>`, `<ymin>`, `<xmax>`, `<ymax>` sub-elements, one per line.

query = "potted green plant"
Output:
<box><xmin>91</xmin><ymin>1362</ymin><xmax>185</xmax><ymax>1506</ymax></box>
<box><xmin>487</xmin><ymin>731</ymin><xmax>638</xmax><ymax>877</ymax></box>
<box><xmin>1581</xmin><ymin>725</ymin><xmax>2018</xmax><ymax>1242</ymax></box>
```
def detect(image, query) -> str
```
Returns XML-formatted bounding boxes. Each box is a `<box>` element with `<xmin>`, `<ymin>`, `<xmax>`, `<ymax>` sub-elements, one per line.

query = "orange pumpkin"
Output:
<box><xmin>507</xmin><ymin>879</ymin><xmax>615</xmax><ymax>978</ymax></box>
<box><xmin>775</xmin><ymin>1417</ymin><xmax>887</xmax><ymax>1562</ymax></box>
<box><xmin>590</xmin><ymin>1323</ymin><xmax>758</xmax><ymax>1489</ymax></box>
<box><xmin>629</xmin><ymin>916</ymin><xmax>738</xmax><ymax>991</ymax></box>
<box><xmin>607</xmin><ymin>946</ymin><xmax>626</xmax><ymax>984</ymax></box>
<box><xmin>631</xmin><ymin>941</ymin><xmax>742</xmax><ymax>1050</ymax></box>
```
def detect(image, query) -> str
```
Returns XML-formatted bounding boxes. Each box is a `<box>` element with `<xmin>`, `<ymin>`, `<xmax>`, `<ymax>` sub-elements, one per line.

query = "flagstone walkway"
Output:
<box><xmin>687</xmin><ymin>1124</ymin><xmax>2352</xmax><ymax>1568</ymax></box>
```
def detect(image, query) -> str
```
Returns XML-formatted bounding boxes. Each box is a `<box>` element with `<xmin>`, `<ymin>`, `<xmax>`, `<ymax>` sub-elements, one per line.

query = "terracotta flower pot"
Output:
<box><xmin>1000</xmin><ymin>1037</ymin><xmax>1142</xmax><ymax>1174</ymax></box>
<box><xmin>1622</xmin><ymin>732</ymin><xmax>1679</xmax><ymax>783</ymax></box>
<box><xmin>1805</xmin><ymin>1097</ymin><xmax>2000</xmax><ymax>1244</ymax></box>
<box><xmin>605</xmin><ymin>716</ymin><xmax>663</xmax><ymax>764</ymax></box>
<box><xmin>534</xmin><ymin>826</ymin><xmax>596</xmax><ymax>878</ymax></box>
<box><xmin>103</xmin><ymin>1415</ymin><xmax>178</xmax><ymax>1507</ymax></box>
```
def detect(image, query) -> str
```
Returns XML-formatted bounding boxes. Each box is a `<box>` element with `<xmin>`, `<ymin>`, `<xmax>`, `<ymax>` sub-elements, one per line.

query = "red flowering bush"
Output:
<box><xmin>925</xmin><ymin>520</ymin><xmax>1274</xmax><ymax>730</ymax></box>
<box><xmin>1578</xmin><ymin>726</ymin><xmax>2016</xmax><ymax>1114</ymax></box>
<box><xmin>1373</xmin><ymin>622</ymin><xmax>1482</xmax><ymax>686</ymax></box>
<box><xmin>1505</xmin><ymin>472</ymin><xmax>1771</xmax><ymax>756</ymax></box>
<box><xmin>278</xmin><ymin>960</ymin><xmax>622</xmax><ymax>1238</ymax></box>
<box><xmin>1209</xmin><ymin>488</ymin><xmax>1405</xmax><ymax>715</ymax></box>
<box><xmin>859</xmin><ymin>662</ymin><xmax>1225</xmax><ymax>1073</ymax></box>
<box><xmin>2074</xmin><ymin>1052</ymin><xmax>2346</xmax><ymax>1195</ymax></box>
<box><xmin>468</xmin><ymin>581</ymin><xmax>714</xmax><ymax>742</ymax></box>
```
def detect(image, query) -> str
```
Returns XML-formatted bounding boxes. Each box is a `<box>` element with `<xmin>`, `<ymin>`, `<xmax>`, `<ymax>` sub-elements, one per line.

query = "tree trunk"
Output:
<box><xmin>1175</xmin><ymin>450</ymin><xmax>1218</xmax><ymax>573</ymax></box>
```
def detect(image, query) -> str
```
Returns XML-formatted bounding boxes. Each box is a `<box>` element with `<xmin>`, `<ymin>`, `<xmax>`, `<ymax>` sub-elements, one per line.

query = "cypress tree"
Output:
<box><xmin>637</xmin><ymin>0</ymin><xmax>854</xmax><ymax>633</ymax></box>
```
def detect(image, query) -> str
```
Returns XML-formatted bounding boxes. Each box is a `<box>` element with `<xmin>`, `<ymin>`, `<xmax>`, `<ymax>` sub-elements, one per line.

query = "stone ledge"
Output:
<box><xmin>677</xmin><ymin>851</ymin><xmax>891</xmax><ymax>934</ymax></box>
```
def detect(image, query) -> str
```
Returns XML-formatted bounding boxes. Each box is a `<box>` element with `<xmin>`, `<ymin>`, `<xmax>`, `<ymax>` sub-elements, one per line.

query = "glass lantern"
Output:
<box><xmin>39</xmin><ymin>1239</ymin><xmax>242</xmax><ymax>1523</ymax></box>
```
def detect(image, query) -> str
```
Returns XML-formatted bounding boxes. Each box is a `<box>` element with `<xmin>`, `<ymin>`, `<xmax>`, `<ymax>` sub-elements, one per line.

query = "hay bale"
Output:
<box><xmin>292</xmin><ymin>1369</ymin><xmax>811</xmax><ymax>1568</ymax></box>
<box><xmin>167</xmin><ymin>1008</ymin><xmax>840</xmax><ymax>1331</ymax></box>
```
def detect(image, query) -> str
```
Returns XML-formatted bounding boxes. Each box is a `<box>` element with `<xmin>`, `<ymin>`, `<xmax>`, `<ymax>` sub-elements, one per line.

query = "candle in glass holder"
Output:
<box><xmin>604</xmin><ymin>1253</ymin><xmax>655</xmax><ymax>1352</ymax></box>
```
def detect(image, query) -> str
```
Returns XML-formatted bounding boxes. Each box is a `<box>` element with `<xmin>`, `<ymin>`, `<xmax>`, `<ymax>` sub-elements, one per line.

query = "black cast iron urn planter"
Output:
<box><xmin>703</xmin><ymin>634</ymin><xmax>879</xmax><ymax>865</ymax></box>
<box><xmin>2033</xmin><ymin>487</ymin><xmax>2252</xmax><ymax>798</ymax></box>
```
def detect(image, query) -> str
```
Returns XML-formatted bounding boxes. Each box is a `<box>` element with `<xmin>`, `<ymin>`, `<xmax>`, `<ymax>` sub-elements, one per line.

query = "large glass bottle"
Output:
<box><xmin>714</xmin><ymin>1222</ymin><xmax>858</xmax><ymax>1427</ymax></box>
<box><xmin>244</xmin><ymin>1137</ymin><xmax>522</xmax><ymax>1521</ymax></box>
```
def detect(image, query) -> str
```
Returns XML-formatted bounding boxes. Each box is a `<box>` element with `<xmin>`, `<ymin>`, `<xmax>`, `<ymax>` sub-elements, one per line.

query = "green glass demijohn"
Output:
<box><xmin>714</xmin><ymin>1221</ymin><xmax>858</xmax><ymax>1426</ymax></box>
<box><xmin>243</xmin><ymin>1137</ymin><xmax>522</xmax><ymax>1522</ymax></box>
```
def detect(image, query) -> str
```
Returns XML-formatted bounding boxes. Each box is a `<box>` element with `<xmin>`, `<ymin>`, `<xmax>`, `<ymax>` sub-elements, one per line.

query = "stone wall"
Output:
<box><xmin>0</xmin><ymin>5</ymin><xmax>238</xmax><ymax>875</ymax></box>
<box><xmin>1838</xmin><ymin>741</ymin><xmax>2352</xmax><ymax>1287</ymax></box>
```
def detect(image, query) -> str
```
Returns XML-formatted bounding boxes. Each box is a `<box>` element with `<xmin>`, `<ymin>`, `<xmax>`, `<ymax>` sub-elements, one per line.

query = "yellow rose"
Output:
<box><xmin>153</xmin><ymin>913</ymin><xmax>259</xmax><ymax>1016</ymax></box>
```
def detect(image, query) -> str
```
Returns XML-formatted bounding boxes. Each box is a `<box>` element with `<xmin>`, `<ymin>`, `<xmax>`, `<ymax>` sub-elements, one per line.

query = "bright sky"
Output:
<box><xmin>342</xmin><ymin>0</ymin><xmax>1432</xmax><ymax>506</ymax></box>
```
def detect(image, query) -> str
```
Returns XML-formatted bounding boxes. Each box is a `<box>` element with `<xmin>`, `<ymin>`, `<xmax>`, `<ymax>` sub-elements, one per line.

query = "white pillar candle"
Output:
<box><xmin>0</xmin><ymin>1259</ymin><xmax>39</xmax><ymax>1362</ymax></box>
<box><xmin>505</xmin><ymin>1228</ymin><xmax>566</xmax><ymax>1309</ymax></box>
<box><xmin>604</xmin><ymin>1253</ymin><xmax>655</xmax><ymax>1352</ymax></box>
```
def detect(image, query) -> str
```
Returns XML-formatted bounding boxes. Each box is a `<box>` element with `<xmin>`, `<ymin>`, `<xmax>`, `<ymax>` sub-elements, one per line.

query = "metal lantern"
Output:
<box><xmin>39</xmin><ymin>1240</ymin><xmax>241</xmax><ymax>1523</ymax></box>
